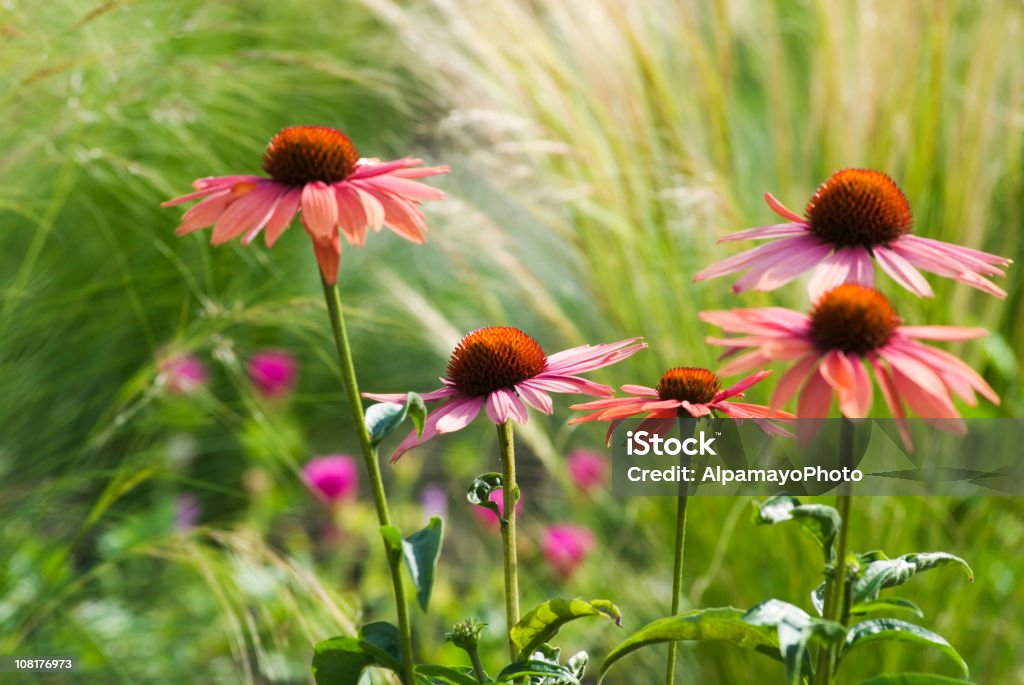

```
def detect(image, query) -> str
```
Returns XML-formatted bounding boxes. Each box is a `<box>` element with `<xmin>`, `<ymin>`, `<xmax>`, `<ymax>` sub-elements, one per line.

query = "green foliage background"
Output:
<box><xmin>0</xmin><ymin>0</ymin><xmax>1021</xmax><ymax>683</ymax></box>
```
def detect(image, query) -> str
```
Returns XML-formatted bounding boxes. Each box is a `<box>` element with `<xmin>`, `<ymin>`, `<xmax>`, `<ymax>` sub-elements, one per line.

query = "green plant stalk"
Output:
<box><xmin>665</xmin><ymin>417</ymin><xmax>694</xmax><ymax>685</ymax></box>
<box><xmin>496</xmin><ymin>420</ymin><xmax>521</xmax><ymax>660</ymax></box>
<box><xmin>320</xmin><ymin>275</ymin><xmax>415</xmax><ymax>685</ymax></box>
<box><xmin>813</xmin><ymin>420</ymin><xmax>855</xmax><ymax>685</ymax></box>
<box><xmin>468</xmin><ymin>645</ymin><xmax>487</xmax><ymax>685</ymax></box>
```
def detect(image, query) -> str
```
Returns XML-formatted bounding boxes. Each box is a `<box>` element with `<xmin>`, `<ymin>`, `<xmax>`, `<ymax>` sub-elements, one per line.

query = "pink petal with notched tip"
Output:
<box><xmin>699</xmin><ymin>308</ymin><xmax>810</xmax><ymax>336</ymax></box>
<box><xmin>731</xmin><ymin>238</ymin><xmax>832</xmax><ymax>293</ymax></box>
<box><xmin>300</xmin><ymin>182</ymin><xmax>338</xmax><ymax>242</ymax></box>
<box><xmin>311</xmin><ymin>234</ymin><xmax>341</xmax><ymax>285</ymax></box>
<box><xmin>896</xmin><ymin>341</ymin><xmax>998</xmax><ymax>406</ymax></box>
<box><xmin>376</xmin><ymin>192</ymin><xmax>429</xmax><ymax>243</ymax></box>
<box><xmin>264</xmin><ymin>188</ymin><xmax>301</xmax><ymax>248</ymax></box>
<box><xmin>891</xmin><ymin>238</ymin><xmax>1006</xmax><ymax>298</ymax></box>
<box><xmin>389</xmin><ymin>395</ymin><xmax>485</xmax><ymax>462</ymax></box>
<box><xmin>873</xmin><ymin>245</ymin><xmax>934</xmax><ymax>297</ymax></box>
<box><xmin>877</xmin><ymin>343</ymin><xmax>950</xmax><ymax>401</ymax></box>
<box><xmin>211</xmin><ymin>184</ymin><xmax>280</xmax><ymax>245</ymax></box>
<box><xmin>693</xmin><ymin>236</ymin><xmax>809</xmax><ymax>282</ymax></box>
<box><xmin>717</xmin><ymin>349</ymin><xmax>774</xmax><ymax>377</ymax></box>
<box><xmin>771</xmin><ymin>353</ymin><xmax>820</xmax><ymax>411</ymax></box>
<box><xmin>334</xmin><ymin>184</ymin><xmax>368</xmax><ymax>246</ymax></box>
<box><xmin>528</xmin><ymin>373</ymin><xmax>613</xmax><ymax>397</ymax></box>
<box><xmin>819</xmin><ymin>350</ymin><xmax>872</xmax><ymax>418</ymax></box>
<box><xmin>242</xmin><ymin>186</ymin><xmax>288</xmax><ymax>245</ymax></box>
<box><xmin>485</xmin><ymin>388</ymin><xmax>529</xmax><ymax>424</ymax></box>
<box><xmin>797</xmin><ymin>366</ymin><xmax>833</xmax><ymax>419</ymax></box>
<box><xmin>543</xmin><ymin>338</ymin><xmax>645</xmax><ymax>376</ymax></box>
<box><xmin>869</xmin><ymin>355</ymin><xmax>913</xmax><ymax>449</ymax></box>
<box><xmin>680</xmin><ymin>401</ymin><xmax>712</xmax><ymax>417</ymax></box>
<box><xmin>354</xmin><ymin>186</ymin><xmax>385</xmax><ymax>232</ymax></box>
<box><xmin>889</xmin><ymin>365</ymin><xmax>964</xmax><ymax>428</ymax></box>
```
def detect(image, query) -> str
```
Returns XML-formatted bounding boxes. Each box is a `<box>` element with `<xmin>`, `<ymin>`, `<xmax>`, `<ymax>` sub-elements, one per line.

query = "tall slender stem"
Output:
<box><xmin>813</xmin><ymin>419</ymin><xmax>855</xmax><ymax>685</ymax></box>
<box><xmin>666</xmin><ymin>417</ymin><xmax>694</xmax><ymax>685</ymax></box>
<box><xmin>320</xmin><ymin>275</ymin><xmax>415</xmax><ymax>685</ymax></box>
<box><xmin>496</xmin><ymin>420</ymin><xmax>521</xmax><ymax>660</ymax></box>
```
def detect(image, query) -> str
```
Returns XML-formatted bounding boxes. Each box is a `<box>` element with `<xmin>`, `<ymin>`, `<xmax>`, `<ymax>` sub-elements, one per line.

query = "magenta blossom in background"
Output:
<box><xmin>174</xmin><ymin>493</ymin><xmax>201</xmax><ymax>531</ymax></box>
<box><xmin>161</xmin><ymin>353</ymin><xmax>208</xmax><ymax>395</ymax></box>
<box><xmin>248</xmin><ymin>349</ymin><xmax>299</xmax><ymax>399</ymax></box>
<box><xmin>365</xmin><ymin>326</ymin><xmax>645</xmax><ymax>462</ymax></box>
<box><xmin>421</xmin><ymin>484</ymin><xmax>448</xmax><ymax>519</ymax></box>
<box><xmin>302</xmin><ymin>455</ymin><xmax>359</xmax><ymax>505</ymax></box>
<box><xmin>543</xmin><ymin>524</ymin><xmax>596</xmax><ymax>581</ymax></box>
<box><xmin>566</xmin><ymin>449</ymin><xmax>609</xmax><ymax>494</ymax></box>
<box><xmin>473</xmin><ymin>489</ymin><xmax>522</xmax><ymax>530</ymax></box>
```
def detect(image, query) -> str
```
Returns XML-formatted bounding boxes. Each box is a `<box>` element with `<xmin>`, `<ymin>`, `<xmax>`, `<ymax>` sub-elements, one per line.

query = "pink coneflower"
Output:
<box><xmin>566</xmin><ymin>449</ymin><xmax>609</xmax><ymax>494</ymax></box>
<box><xmin>693</xmin><ymin>169</ymin><xmax>1011</xmax><ymax>298</ymax></box>
<box><xmin>247</xmin><ymin>349</ymin><xmax>299</xmax><ymax>399</ymax></box>
<box><xmin>162</xmin><ymin>125</ymin><xmax>449</xmax><ymax>284</ymax></box>
<box><xmin>571</xmin><ymin>367</ymin><xmax>792</xmax><ymax>443</ymax></box>
<box><xmin>302</xmin><ymin>455</ymin><xmax>359</xmax><ymax>505</ymax></box>
<box><xmin>160</xmin><ymin>353</ymin><xmax>208</xmax><ymax>395</ymax></box>
<box><xmin>701</xmin><ymin>284</ymin><xmax>999</xmax><ymax>441</ymax></box>
<box><xmin>364</xmin><ymin>326</ymin><xmax>645</xmax><ymax>461</ymax></box>
<box><xmin>472</xmin><ymin>488</ymin><xmax>522</xmax><ymax>530</ymax></box>
<box><xmin>543</xmin><ymin>524</ymin><xmax>596</xmax><ymax>581</ymax></box>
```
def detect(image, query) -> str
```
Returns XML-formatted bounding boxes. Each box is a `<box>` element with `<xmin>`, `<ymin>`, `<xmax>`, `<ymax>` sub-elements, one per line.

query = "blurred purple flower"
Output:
<box><xmin>567</xmin><ymin>449</ymin><xmax>609</xmax><ymax>494</ymax></box>
<box><xmin>161</xmin><ymin>353</ymin><xmax>207</xmax><ymax>395</ymax></box>
<box><xmin>247</xmin><ymin>349</ymin><xmax>299</xmax><ymax>399</ymax></box>
<box><xmin>421</xmin><ymin>484</ymin><xmax>448</xmax><ymax>519</ymax></box>
<box><xmin>472</xmin><ymin>488</ymin><xmax>522</xmax><ymax>530</ymax></box>
<box><xmin>175</xmin><ymin>492</ymin><xmax>201</xmax><ymax>531</ymax></box>
<box><xmin>543</xmin><ymin>524</ymin><xmax>596</xmax><ymax>581</ymax></box>
<box><xmin>303</xmin><ymin>455</ymin><xmax>358</xmax><ymax>505</ymax></box>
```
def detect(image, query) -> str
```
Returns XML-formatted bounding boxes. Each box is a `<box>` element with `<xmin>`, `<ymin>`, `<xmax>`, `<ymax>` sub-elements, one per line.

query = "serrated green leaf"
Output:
<box><xmin>415</xmin><ymin>664</ymin><xmax>481</xmax><ymax>685</ymax></box>
<box><xmin>841</xmin><ymin>619</ymin><xmax>968</xmax><ymax>677</ymax></box>
<box><xmin>311</xmin><ymin>636</ymin><xmax>374</xmax><ymax>685</ymax></box>
<box><xmin>404</xmin><ymin>517</ymin><xmax>444</xmax><ymax>612</ymax></box>
<box><xmin>497</xmin><ymin>660</ymin><xmax>579</xmax><ymax>684</ymax></box>
<box><xmin>857</xmin><ymin>674</ymin><xmax>974</xmax><ymax>684</ymax></box>
<box><xmin>510</xmin><ymin>598</ymin><xmax>622</xmax><ymax>659</ymax></box>
<box><xmin>854</xmin><ymin>552</ymin><xmax>974</xmax><ymax>605</ymax></box>
<box><xmin>743</xmin><ymin>599</ymin><xmax>846</xmax><ymax>685</ymax></box>
<box><xmin>566</xmin><ymin>651</ymin><xmax>588</xmax><ymax>679</ymax></box>
<box><xmin>753</xmin><ymin>495</ymin><xmax>841</xmax><ymax>565</ymax></box>
<box><xmin>599</xmin><ymin>608</ymin><xmax>781</xmax><ymax>682</ymax></box>
<box><xmin>366</xmin><ymin>392</ymin><xmax>427</xmax><ymax>446</ymax></box>
<box><xmin>467</xmin><ymin>473</ymin><xmax>505</xmax><ymax>521</ymax></box>
<box><xmin>851</xmin><ymin>598</ymin><xmax>924</xmax><ymax>619</ymax></box>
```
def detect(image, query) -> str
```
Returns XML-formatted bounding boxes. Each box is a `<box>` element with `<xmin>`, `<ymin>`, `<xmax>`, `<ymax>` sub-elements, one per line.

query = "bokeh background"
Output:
<box><xmin>1</xmin><ymin>0</ymin><xmax>1021</xmax><ymax>683</ymax></box>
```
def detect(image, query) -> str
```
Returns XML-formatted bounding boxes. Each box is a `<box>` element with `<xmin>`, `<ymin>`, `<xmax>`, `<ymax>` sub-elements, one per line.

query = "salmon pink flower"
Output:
<box><xmin>364</xmin><ymin>326</ymin><xmax>645</xmax><ymax>461</ymax></box>
<box><xmin>162</xmin><ymin>125</ymin><xmax>449</xmax><ymax>284</ymax></box>
<box><xmin>566</xmin><ymin>449</ymin><xmax>609</xmax><ymax>493</ymax></box>
<box><xmin>543</xmin><ymin>524</ymin><xmax>596</xmax><ymax>581</ymax></box>
<box><xmin>248</xmin><ymin>349</ymin><xmax>299</xmax><ymax>399</ymax></box>
<box><xmin>694</xmin><ymin>169</ymin><xmax>1011</xmax><ymax>298</ymax></box>
<box><xmin>571</xmin><ymin>367</ymin><xmax>791</xmax><ymax>444</ymax></box>
<box><xmin>701</xmin><ymin>284</ymin><xmax>999</xmax><ymax>442</ymax></box>
<box><xmin>303</xmin><ymin>455</ymin><xmax>359</xmax><ymax>505</ymax></box>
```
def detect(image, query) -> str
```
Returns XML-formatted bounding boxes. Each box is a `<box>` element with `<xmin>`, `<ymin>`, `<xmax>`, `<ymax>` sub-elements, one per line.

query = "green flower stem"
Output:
<box><xmin>468</xmin><ymin>645</ymin><xmax>487</xmax><ymax>685</ymax></box>
<box><xmin>496</xmin><ymin>419</ymin><xmax>521</xmax><ymax>660</ymax></box>
<box><xmin>666</xmin><ymin>417</ymin><xmax>695</xmax><ymax>685</ymax></box>
<box><xmin>813</xmin><ymin>419</ymin><xmax>855</xmax><ymax>685</ymax></box>
<box><xmin>320</xmin><ymin>276</ymin><xmax>415</xmax><ymax>685</ymax></box>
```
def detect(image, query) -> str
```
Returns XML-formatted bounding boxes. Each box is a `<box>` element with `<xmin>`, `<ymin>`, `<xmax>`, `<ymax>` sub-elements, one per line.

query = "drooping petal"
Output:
<box><xmin>263</xmin><ymin>188</ymin><xmax>302</xmax><ymax>247</ymax></box>
<box><xmin>895</xmin><ymin>340</ymin><xmax>999</xmax><ymax>406</ymax></box>
<box><xmin>874</xmin><ymin>245</ymin><xmax>934</xmax><ymax>297</ymax></box>
<box><xmin>717</xmin><ymin>349</ymin><xmax>774</xmax><ymax>377</ymax></box>
<box><xmin>354</xmin><ymin>186</ymin><xmax>385</xmax><ymax>232</ymax></box>
<box><xmin>819</xmin><ymin>350</ymin><xmax>872</xmax><ymax>418</ymax></box>
<box><xmin>527</xmin><ymin>374</ymin><xmax>614</xmax><ymax>397</ymax></box>
<box><xmin>161</xmin><ymin>175</ymin><xmax>260</xmax><ymax>207</ymax></box>
<box><xmin>388</xmin><ymin>395</ymin><xmax>484</xmax><ymax>462</ymax></box>
<box><xmin>241</xmin><ymin>185</ymin><xmax>288</xmax><ymax>245</ymax></box>
<box><xmin>730</xmin><ymin>237</ymin><xmax>832</xmax><ymax>293</ymax></box>
<box><xmin>300</xmin><ymin>181</ymin><xmax>338</xmax><ymax>242</ymax></box>
<box><xmin>514</xmin><ymin>381</ymin><xmax>554</xmax><ymax>414</ymax></box>
<box><xmin>334</xmin><ymin>184</ymin><xmax>369</xmax><ymax>246</ymax></box>
<box><xmin>620</xmin><ymin>384</ymin><xmax>659</xmax><ymax>397</ymax></box>
<box><xmin>892</xmin><ymin>237</ymin><xmax>1007</xmax><ymax>298</ymax></box>
<box><xmin>868</xmin><ymin>355</ymin><xmax>911</xmax><ymax>450</ymax></box>
<box><xmin>699</xmin><ymin>308</ymin><xmax>811</xmax><ymax>336</ymax></box>
<box><xmin>355</xmin><ymin>174</ymin><xmax>447</xmax><ymax>201</ymax></box>
<box><xmin>376</xmin><ymin>191</ymin><xmax>429</xmax><ymax>243</ymax></box>
<box><xmin>693</xmin><ymin>236</ymin><xmax>812</xmax><ymax>282</ymax></box>
<box><xmin>175</xmin><ymin>190</ymin><xmax>232</xmax><ymax>236</ymax></box>
<box><xmin>680</xmin><ymin>401</ymin><xmax>712</xmax><ymax>417</ymax></box>
<box><xmin>311</xmin><ymin>234</ymin><xmax>341</xmax><ymax>285</ymax></box>
<box><xmin>797</xmin><ymin>366</ymin><xmax>833</xmax><ymax>419</ymax></box>
<box><xmin>897</xmin><ymin>325</ymin><xmax>988</xmax><ymax>341</ymax></box>
<box><xmin>889</xmin><ymin>365</ymin><xmax>964</xmax><ymax>430</ymax></box>
<box><xmin>486</xmin><ymin>388</ymin><xmax>529</xmax><ymax>424</ymax></box>
<box><xmin>771</xmin><ymin>353</ymin><xmax>821</xmax><ymax>411</ymax></box>
<box><xmin>362</xmin><ymin>385</ymin><xmax>458</xmax><ymax>403</ymax></box>
<box><xmin>543</xmin><ymin>338</ymin><xmax>646</xmax><ymax>376</ymax></box>
<box><xmin>210</xmin><ymin>184</ymin><xmax>279</xmax><ymax>245</ymax></box>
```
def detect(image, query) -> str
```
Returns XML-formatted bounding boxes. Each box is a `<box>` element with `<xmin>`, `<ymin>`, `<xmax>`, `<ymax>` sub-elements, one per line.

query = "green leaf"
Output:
<box><xmin>497</xmin><ymin>660</ymin><xmax>579</xmax><ymax>684</ymax></box>
<box><xmin>311</xmin><ymin>637</ymin><xmax>374</xmax><ymax>685</ymax></box>
<box><xmin>599</xmin><ymin>608</ymin><xmax>781</xmax><ymax>682</ymax></box>
<box><xmin>403</xmin><ymin>517</ymin><xmax>445</xmax><ymax>612</ymax></box>
<box><xmin>415</xmin><ymin>664</ymin><xmax>481</xmax><ymax>685</ymax></box>
<box><xmin>850</xmin><ymin>598</ymin><xmax>924</xmax><ymax>619</ymax></box>
<box><xmin>753</xmin><ymin>495</ymin><xmax>841</xmax><ymax>564</ymax></box>
<box><xmin>511</xmin><ymin>598</ymin><xmax>622</xmax><ymax>659</ymax></box>
<box><xmin>743</xmin><ymin>599</ymin><xmax>846</xmax><ymax>685</ymax></box>
<box><xmin>366</xmin><ymin>392</ymin><xmax>427</xmax><ymax>446</ymax></box>
<box><xmin>841</xmin><ymin>619</ymin><xmax>968</xmax><ymax>677</ymax></box>
<box><xmin>359</xmin><ymin>622</ymin><xmax>403</xmax><ymax>671</ymax></box>
<box><xmin>857</xmin><ymin>674</ymin><xmax>974</xmax><ymax>684</ymax></box>
<box><xmin>853</xmin><ymin>552</ymin><xmax>974</xmax><ymax>605</ymax></box>
<box><xmin>467</xmin><ymin>472</ymin><xmax>507</xmax><ymax>521</ymax></box>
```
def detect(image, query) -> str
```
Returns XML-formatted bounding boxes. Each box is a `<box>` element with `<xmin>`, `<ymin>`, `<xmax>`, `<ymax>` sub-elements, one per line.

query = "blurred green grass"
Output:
<box><xmin>0</xmin><ymin>0</ymin><xmax>1021</xmax><ymax>683</ymax></box>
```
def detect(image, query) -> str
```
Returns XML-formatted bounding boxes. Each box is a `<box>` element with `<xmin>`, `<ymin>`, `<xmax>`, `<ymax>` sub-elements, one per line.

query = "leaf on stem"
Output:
<box><xmin>742</xmin><ymin>599</ymin><xmax>846</xmax><ymax>685</ymax></box>
<box><xmin>752</xmin><ymin>495</ymin><xmax>841</xmax><ymax>565</ymax></box>
<box><xmin>840</xmin><ymin>619</ymin><xmax>969</xmax><ymax>677</ymax></box>
<box><xmin>856</xmin><ymin>674</ymin><xmax>974</xmax><ymax>684</ymax></box>
<box><xmin>467</xmin><ymin>472</ymin><xmax>512</xmax><ymax>522</ymax></box>
<box><xmin>365</xmin><ymin>391</ymin><xmax>428</xmax><ymax>446</ymax></box>
<box><xmin>311</xmin><ymin>622</ymin><xmax>402</xmax><ymax>684</ymax></box>
<box><xmin>404</xmin><ymin>517</ymin><xmax>445</xmax><ymax>612</ymax></box>
<box><xmin>510</xmin><ymin>598</ymin><xmax>621</xmax><ymax>659</ymax></box>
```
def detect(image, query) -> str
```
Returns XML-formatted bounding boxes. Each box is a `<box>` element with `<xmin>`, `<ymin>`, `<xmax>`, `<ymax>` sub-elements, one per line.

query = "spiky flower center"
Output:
<box><xmin>809</xmin><ymin>284</ymin><xmax>898</xmax><ymax>354</ymax></box>
<box><xmin>262</xmin><ymin>125</ymin><xmax>359</xmax><ymax>186</ymax></box>
<box><xmin>447</xmin><ymin>327</ymin><xmax>546</xmax><ymax>396</ymax></box>
<box><xmin>656</xmin><ymin>367</ymin><xmax>721</xmax><ymax>404</ymax></box>
<box><xmin>806</xmin><ymin>169</ymin><xmax>913</xmax><ymax>247</ymax></box>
